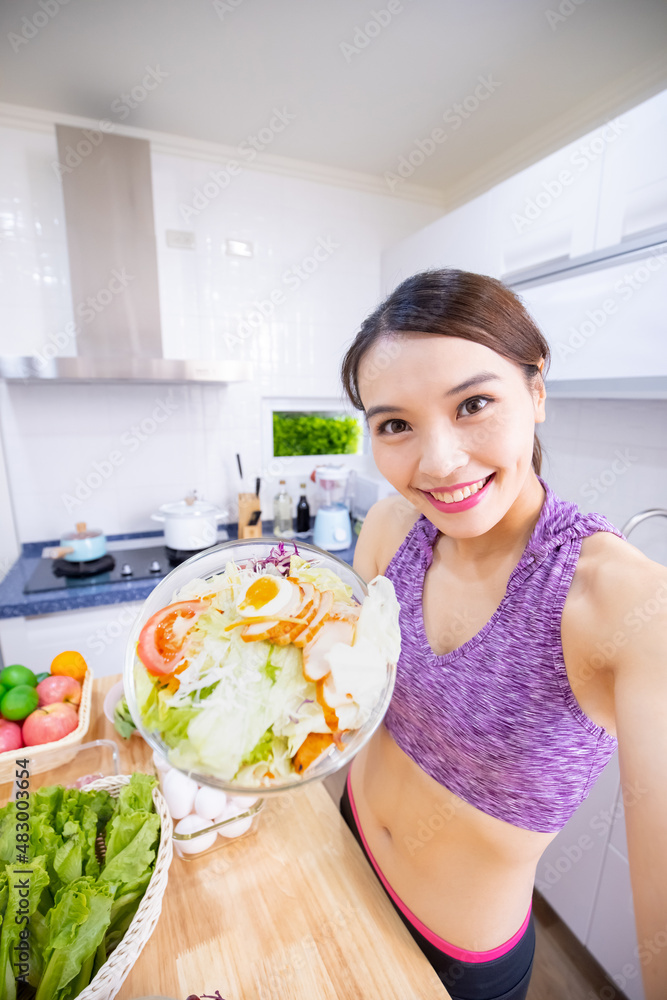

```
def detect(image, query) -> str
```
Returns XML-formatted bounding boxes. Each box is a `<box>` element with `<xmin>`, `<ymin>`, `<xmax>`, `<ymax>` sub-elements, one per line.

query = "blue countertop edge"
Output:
<box><xmin>0</xmin><ymin>524</ymin><xmax>358</xmax><ymax>619</ymax></box>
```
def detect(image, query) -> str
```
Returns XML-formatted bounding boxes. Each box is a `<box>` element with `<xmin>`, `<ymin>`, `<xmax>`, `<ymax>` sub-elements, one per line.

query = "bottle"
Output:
<box><xmin>296</xmin><ymin>483</ymin><xmax>311</xmax><ymax>535</ymax></box>
<box><xmin>272</xmin><ymin>480</ymin><xmax>294</xmax><ymax>537</ymax></box>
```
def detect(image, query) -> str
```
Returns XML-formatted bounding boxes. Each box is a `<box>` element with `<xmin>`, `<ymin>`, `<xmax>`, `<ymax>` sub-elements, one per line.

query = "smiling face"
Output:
<box><xmin>358</xmin><ymin>332</ymin><xmax>546</xmax><ymax>537</ymax></box>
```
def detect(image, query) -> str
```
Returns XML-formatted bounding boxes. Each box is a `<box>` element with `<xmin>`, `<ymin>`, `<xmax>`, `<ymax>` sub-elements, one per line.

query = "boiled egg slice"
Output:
<box><xmin>236</xmin><ymin>574</ymin><xmax>299</xmax><ymax>619</ymax></box>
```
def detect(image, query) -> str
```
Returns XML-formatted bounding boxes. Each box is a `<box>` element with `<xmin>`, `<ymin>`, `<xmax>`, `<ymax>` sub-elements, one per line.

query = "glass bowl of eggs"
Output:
<box><xmin>124</xmin><ymin>536</ymin><xmax>400</xmax><ymax>797</ymax></box>
<box><xmin>153</xmin><ymin>749</ymin><xmax>264</xmax><ymax>861</ymax></box>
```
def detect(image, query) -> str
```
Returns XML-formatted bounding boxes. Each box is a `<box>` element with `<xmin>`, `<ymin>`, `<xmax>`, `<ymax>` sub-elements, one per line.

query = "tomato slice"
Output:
<box><xmin>137</xmin><ymin>600</ymin><xmax>209</xmax><ymax>676</ymax></box>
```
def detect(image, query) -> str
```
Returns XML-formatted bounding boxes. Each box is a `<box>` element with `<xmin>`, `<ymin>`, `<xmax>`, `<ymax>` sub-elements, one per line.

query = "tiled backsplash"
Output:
<box><xmin>1</xmin><ymin>380</ymin><xmax>253</xmax><ymax>541</ymax></box>
<box><xmin>539</xmin><ymin>398</ymin><xmax>667</xmax><ymax>566</ymax></box>
<box><xmin>0</xmin><ymin>122</ymin><xmax>439</xmax><ymax>553</ymax></box>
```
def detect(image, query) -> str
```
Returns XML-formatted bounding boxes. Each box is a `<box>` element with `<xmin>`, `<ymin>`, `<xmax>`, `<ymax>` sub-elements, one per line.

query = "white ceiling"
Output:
<box><xmin>1</xmin><ymin>0</ymin><xmax>666</xmax><ymax>208</ymax></box>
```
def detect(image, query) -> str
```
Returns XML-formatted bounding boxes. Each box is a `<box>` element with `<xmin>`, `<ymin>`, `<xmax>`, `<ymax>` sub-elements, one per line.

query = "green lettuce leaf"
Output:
<box><xmin>0</xmin><ymin>857</ymin><xmax>50</xmax><ymax>1000</ymax></box>
<box><xmin>288</xmin><ymin>555</ymin><xmax>354</xmax><ymax>601</ymax></box>
<box><xmin>99</xmin><ymin>813</ymin><xmax>160</xmax><ymax>896</ymax></box>
<box><xmin>239</xmin><ymin>726</ymin><xmax>274</xmax><ymax>767</ymax></box>
<box><xmin>35</xmin><ymin>877</ymin><xmax>113</xmax><ymax>1000</ymax></box>
<box><xmin>117</xmin><ymin>772</ymin><xmax>156</xmax><ymax>815</ymax></box>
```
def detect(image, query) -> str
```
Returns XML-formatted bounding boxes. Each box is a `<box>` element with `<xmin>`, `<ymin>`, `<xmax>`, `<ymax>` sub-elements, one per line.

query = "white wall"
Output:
<box><xmin>0</xmin><ymin>124</ymin><xmax>440</xmax><ymax>545</ymax></box>
<box><xmin>538</xmin><ymin>397</ymin><xmax>667</xmax><ymax>566</ymax></box>
<box><xmin>0</xmin><ymin>421</ymin><xmax>19</xmax><ymax>581</ymax></box>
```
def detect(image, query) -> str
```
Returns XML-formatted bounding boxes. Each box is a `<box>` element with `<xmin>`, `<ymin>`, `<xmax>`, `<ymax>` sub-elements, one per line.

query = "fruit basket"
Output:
<box><xmin>124</xmin><ymin>537</ymin><xmax>400</xmax><ymax>795</ymax></box>
<box><xmin>0</xmin><ymin>666</ymin><xmax>93</xmax><ymax>783</ymax></box>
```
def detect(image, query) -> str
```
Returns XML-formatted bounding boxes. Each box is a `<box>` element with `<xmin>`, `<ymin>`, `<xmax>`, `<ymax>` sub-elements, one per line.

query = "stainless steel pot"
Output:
<box><xmin>151</xmin><ymin>494</ymin><xmax>228</xmax><ymax>551</ymax></box>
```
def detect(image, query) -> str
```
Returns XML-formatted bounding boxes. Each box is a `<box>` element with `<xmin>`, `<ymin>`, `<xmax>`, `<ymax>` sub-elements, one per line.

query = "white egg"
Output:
<box><xmin>174</xmin><ymin>813</ymin><xmax>217</xmax><ymax>854</ymax></box>
<box><xmin>216</xmin><ymin>810</ymin><xmax>254</xmax><ymax>839</ymax></box>
<box><xmin>227</xmin><ymin>794</ymin><xmax>259</xmax><ymax>811</ymax></box>
<box><xmin>162</xmin><ymin>769</ymin><xmax>198</xmax><ymax>820</ymax></box>
<box><xmin>194</xmin><ymin>784</ymin><xmax>228</xmax><ymax>820</ymax></box>
<box><xmin>236</xmin><ymin>575</ymin><xmax>299</xmax><ymax>619</ymax></box>
<box><xmin>152</xmin><ymin>749</ymin><xmax>172</xmax><ymax>776</ymax></box>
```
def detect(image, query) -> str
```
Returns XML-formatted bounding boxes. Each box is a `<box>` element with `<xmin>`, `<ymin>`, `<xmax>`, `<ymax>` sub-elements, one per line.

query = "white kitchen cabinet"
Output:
<box><xmin>534</xmin><ymin>749</ymin><xmax>619</xmax><ymax>942</ymax></box>
<box><xmin>517</xmin><ymin>250</ymin><xmax>667</xmax><ymax>382</ymax></box>
<box><xmin>488</xmin><ymin>127</ymin><xmax>607</xmax><ymax>280</ymax></box>
<box><xmin>536</xmin><ymin>750</ymin><xmax>647</xmax><ymax>999</ymax></box>
<box><xmin>0</xmin><ymin>602</ymin><xmax>144</xmax><ymax>680</ymax></box>
<box><xmin>587</xmin><ymin>845</ymin><xmax>646</xmax><ymax>1000</ymax></box>
<box><xmin>595</xmin><ymin>89</ymin><xmax>667</xmax><ymax>250</ymax></box>
<box><xmin>383</xmin><ymin>122</ymin><xmax>610</xmax><ymax>288</ymax></box>
<box><xmin>382</xmin><ymin>189</ymin><xmax>499</xmax><ymax>288</ymax></box>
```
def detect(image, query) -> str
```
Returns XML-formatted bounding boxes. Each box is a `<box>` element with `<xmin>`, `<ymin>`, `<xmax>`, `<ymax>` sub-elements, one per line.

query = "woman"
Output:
<box><xmin>338</xmin><ymin>270</ymin><xmax>667</xmax><ymax>1000</ymax></box>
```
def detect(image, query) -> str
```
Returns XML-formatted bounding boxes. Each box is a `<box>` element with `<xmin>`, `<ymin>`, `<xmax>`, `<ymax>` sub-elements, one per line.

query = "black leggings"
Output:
<box><xmin>340</xmin><ymin>782</ymin><xmax>535</xmax><ymax>1000</ymax></box>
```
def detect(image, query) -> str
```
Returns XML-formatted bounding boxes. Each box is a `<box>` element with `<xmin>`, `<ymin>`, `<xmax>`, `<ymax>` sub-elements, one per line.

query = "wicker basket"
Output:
<box><xmin>0</xmin><ymin>668</ymin><xmax>94</xmax><ymax>784</ymax></box>
<box><xmin>75</xmin><ymin>774</ymin><xmax>173</xmax><ymax>1000</ymax></box>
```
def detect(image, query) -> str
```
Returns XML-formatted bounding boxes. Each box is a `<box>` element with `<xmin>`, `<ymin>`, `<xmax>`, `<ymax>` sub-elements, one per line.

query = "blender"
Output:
<box><xmin>312</xmin><ymin>464</ymin><xmax>352</xmax><ymax>551</ymax></box>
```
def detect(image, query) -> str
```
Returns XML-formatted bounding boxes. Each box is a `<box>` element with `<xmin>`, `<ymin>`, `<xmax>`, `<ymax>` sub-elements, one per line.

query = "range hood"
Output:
<box><xmin>0</xmin><ymin>125</ymin><xmax>251</xmax><ymax>384</ymax></box>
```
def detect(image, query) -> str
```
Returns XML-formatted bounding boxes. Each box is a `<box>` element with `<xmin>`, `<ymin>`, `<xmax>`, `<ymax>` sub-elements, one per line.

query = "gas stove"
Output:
<box><xmin>23</xmin><ymin>543</ymin><xmax>202</xmax><ymax>595</ymax></box>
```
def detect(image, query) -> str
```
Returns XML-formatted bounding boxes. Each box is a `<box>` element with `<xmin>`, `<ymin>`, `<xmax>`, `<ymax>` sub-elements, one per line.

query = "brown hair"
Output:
<box><xmin>341</xmin><ymin>269</ymin><xmax>551</xmax><ymax>475</ymax></box>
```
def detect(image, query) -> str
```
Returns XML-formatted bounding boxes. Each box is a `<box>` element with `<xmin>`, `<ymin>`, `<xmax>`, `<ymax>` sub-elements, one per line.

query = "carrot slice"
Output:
<box><xmin>315</xmin><ymin>676</ymin><xmax>339</xmax><ymax>732</ymax></box>
<box><xmin>293</xmin><ymin>732</ymin><xmax>334</xmax><ymax>773</ymax></box>
<box><xmin>225</xmin><ymin>614</ymin><xmax>307</xmax><ymax>631</ymax></box>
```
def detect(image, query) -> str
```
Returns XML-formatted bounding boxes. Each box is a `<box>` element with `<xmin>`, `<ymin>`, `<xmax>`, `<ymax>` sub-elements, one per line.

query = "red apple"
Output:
<box><xmin>0</xmin><ymin>719</ymin><xmax>23</xmax><ymax>752</ymax></box>
<box><xmin>22</xmin><ymin>703</ymin><xmax>79</xmax><ymax>746</ymax></box>
<box><xmin>36</xmin><ymin>675</ymin><xmax>81</xmax><ymax>708</ymax></box>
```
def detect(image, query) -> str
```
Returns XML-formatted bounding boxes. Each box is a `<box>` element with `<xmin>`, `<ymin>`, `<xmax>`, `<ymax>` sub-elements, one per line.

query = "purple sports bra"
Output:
<box><xmin>382</xmin><ymin>474</ymin><xmax>625</xmax><ymax>834</ymax></box>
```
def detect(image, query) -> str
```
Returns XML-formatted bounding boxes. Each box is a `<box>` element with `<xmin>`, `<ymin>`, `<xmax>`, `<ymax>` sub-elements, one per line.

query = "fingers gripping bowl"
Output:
<box><xmin>123</xmin><ymin>538</ymin><xmax>401</xmax><ymax>794</ymax></box>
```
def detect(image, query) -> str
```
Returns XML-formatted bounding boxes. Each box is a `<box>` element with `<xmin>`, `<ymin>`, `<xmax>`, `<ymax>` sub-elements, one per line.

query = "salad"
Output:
<box><xmin>133</xmin><ymin>543</ymin><xmax>400</xmax><ymax>787</ymax></box>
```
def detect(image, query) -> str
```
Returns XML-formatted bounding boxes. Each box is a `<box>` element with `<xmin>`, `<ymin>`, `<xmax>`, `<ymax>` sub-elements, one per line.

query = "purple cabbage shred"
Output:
<box><xmin>250</xmin><ymin>540</ymin><xmax>301</xmax><ymax>577</ymax></box>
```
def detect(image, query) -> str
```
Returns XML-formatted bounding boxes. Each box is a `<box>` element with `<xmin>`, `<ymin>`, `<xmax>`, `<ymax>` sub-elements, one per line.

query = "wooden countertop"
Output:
<box><xmin>87</xmin><ymin>675</ymin><xmax>449</xmax><ymax>1000</ymax></box>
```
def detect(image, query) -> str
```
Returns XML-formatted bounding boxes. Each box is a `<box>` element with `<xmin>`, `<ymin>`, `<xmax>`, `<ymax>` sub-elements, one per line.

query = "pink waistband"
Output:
<box><xmin>345</xmin><ymin>772</ymin><xmax>532</xmax><ymax>963</ymax></box>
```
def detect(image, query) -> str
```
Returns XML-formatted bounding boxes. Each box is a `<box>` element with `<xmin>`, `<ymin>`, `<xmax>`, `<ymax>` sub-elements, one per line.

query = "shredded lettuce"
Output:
<box><xmin>288</xmin><ymin>555</ymin><xmax>354</xmax><ymax>602</ymax></box>
<box><xmin>240</xmin><ymin>726</ymin><xmax>275</xmax><ymax>767</ymax></box>
<box><xmin>135</xmin><ymin>555</ymin><xmax>400</xmax><ymax>786</ymax></box>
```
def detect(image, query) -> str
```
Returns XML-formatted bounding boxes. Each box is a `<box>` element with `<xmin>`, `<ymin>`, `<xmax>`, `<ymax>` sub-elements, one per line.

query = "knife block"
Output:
<box><xmin>238</xmin><ymin>492</ymin><xmax>262</xmax><ymax>539</ymax></box>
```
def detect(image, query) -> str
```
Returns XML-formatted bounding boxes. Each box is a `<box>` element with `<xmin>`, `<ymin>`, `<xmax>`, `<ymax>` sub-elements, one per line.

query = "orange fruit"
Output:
<box><xmin>50</xmin><ymin>650</ymin><xmax>88</xmax><ymax>683</ymax></box>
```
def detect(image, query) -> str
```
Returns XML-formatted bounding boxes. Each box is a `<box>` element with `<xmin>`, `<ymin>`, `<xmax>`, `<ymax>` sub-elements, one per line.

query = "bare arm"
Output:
<box><xmin>600</xmin><ymin>554</ymin><xmax>667</xmax><ymax>1000</ymax></box>
<box><xmin>352</xmin><ymin>494</ymin><xmax>418</xmax><ymax>584</ymax></box>
<box><xmin>352</xmin><ymin>503</ymin><xmax>381</xmax><ymax>585</ymax></box>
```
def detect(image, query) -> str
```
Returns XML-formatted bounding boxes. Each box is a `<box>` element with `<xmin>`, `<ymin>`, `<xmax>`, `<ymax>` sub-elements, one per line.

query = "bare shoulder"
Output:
<box><xmin>577</xmin><ymin>530</ymin><xmax>665</xmax><ymax>594</ymax></box>
<box><xmin>567</xmin><ymin>530</ymin><xmax>667</xmax><ymax>672</ymax></box>
<box><xmin>352</xmin><ymin>493</ymin><xmax>421</xmax><ymax>583</ymax></box>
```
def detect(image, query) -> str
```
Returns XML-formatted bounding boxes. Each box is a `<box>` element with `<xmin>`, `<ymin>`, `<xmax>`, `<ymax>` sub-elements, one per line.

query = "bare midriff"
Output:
<box><xmin>349</xmin><ymin>724</ymin><xmax>559</xmax><ymax>952</ymax></box>
<box><xmin>349</xmin><ymin>491</ymin><xmax>620</xmax><ymax>952</ymax></box>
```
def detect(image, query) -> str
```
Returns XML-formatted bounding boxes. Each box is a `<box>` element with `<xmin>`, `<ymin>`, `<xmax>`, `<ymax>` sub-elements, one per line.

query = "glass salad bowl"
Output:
<box><xmin>123</xmin><ymin>536</ymin><xmax>399</xmax><ymax>796</ymax></box>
